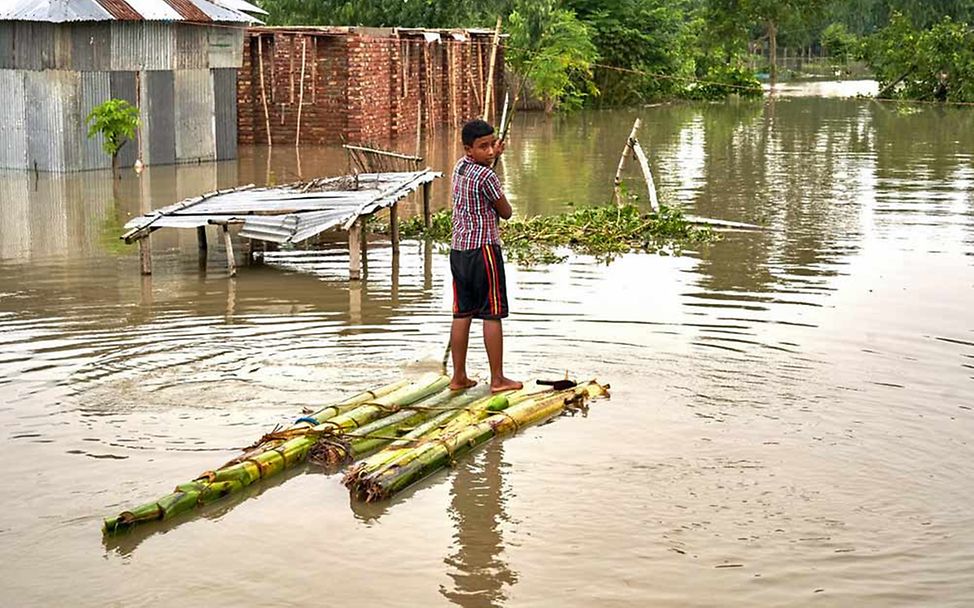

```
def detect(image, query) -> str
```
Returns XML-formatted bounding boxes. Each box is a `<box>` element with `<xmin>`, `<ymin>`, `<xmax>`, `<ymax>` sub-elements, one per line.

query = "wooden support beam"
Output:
<box><xmin>483</xmin><ymin>16</ymin><xmax>503</xmax><ymax>123</ymax></box>
<box><xmin>349</xmin><ymin>217</ymin><xmax>363</xmax><ymax>281</ymax></box>
<box><xmin>422</xmin><ymin>181</ymin><xmax>432</xmax><ymax>229</ymax></box>
<box><xmin>196</xmin><ymin>226</ymin><xmax>207</xmax><ymax>253</ymax></box>
<box><xmin>222</xmin><ymin>224</ymin><xmax>236</xmax><ymax>278</ymax></box>
<box><xmin>390</xmin><ymin>201</ymin><xmax>400</xmax><ymax>255</ymax></box>
<box><xmin>138</xmin><ymin>237</ymin><xmax>152</xmax><ymax>275</ymax></box>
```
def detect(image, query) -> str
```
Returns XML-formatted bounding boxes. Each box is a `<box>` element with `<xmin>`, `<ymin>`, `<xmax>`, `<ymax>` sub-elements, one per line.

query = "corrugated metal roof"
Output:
<box><xmin>0</xmin><ymin>0</ymin><xmax>263</xmax><ymax>23</ymax></box>
<box><xmin>122</xmin><ymin>171</ymin><xmax>442</xmax><ymax>244</ymax></box>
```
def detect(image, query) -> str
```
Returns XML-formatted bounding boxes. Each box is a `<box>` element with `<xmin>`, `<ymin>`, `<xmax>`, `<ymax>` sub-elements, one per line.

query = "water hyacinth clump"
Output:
<box><xmin>384</xmin><ymin>204</ymin><xmax>718</xmax><ymax>265</ymax></box>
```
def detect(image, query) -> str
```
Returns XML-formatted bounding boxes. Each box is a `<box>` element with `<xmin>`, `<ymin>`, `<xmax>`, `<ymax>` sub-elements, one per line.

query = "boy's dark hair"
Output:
<box><xmin>461</xmin><ymin>119</ymin><xmax>494</xmax><ymax>147</ymax></box>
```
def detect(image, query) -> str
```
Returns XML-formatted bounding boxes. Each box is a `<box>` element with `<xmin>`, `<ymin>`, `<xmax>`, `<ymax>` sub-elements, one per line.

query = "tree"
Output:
<box><xmin>506</xmin><ymin>0</ymin><xmax>599</xmax><ymax>113</ymax></box>
<box><xmin>85</xmin><ymin>99</ymin><xmax>140</xmax><ymax>177</ymax></box>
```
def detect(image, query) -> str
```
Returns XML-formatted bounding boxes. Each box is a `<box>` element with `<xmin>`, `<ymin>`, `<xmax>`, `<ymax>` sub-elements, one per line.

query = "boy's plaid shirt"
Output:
<box><xmin>451</xmin><ymin>155</ymin><xmax>503</xmax><ymax>250</ymax></box>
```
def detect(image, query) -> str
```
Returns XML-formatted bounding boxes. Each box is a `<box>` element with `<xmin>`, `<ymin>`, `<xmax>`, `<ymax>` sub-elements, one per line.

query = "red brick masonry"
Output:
<box><xmin>238</xmin><ymin>27</ymin><xmax>505</xmax><ymax>146</ymax></box>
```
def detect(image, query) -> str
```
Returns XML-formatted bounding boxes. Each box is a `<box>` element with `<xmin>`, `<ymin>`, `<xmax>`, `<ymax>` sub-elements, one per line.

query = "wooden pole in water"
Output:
<box><xmin>630</xmin><ymin>139</ymin><xmax>660</xmax><ymax>212</ymax></box>
<box><xmin>222</xmin><ymin>224</ymin><xmax>236</xmax><ymax>278</ymax></box>
<box><xmin>483</xmin><ymin>16</ymin><xmax>502</xmax><ymax>123</ymax></box>
<box><xmin>349</xmin><ymin>217</ymin><xmax>363</xmax><ymax>280</ymax></box>
<box><xmin>138</xmin><ymin>237</ymin><xmax>152</xmax><ymax>275</ymax></box>
<box><xmin>296</xmin><ymin>36</ymin><xmax>307</xmax><ymax>147</ymax></box>
<box><xmin>613</xmin><ymin>118</ymin><xmax>641</xmax><ymax>207</ymax></box>
<box><xmin>257</xmin><ymin>34</ymin><xmax>273</xmax><ymax>146</ymax></box>
<box><xmin>422</xmin><ymin>181</ymin><xmax>432</xmax><ymax>229</ymax></box>
<box><xmin>390</xmin><ymin>202</ymin><xmax>400</xmax><ymax>255</ymax></box>
<box><xmin>196</xmin><ymin>226</ymin><xmax>207</xmax><ymax>253</ymax></box>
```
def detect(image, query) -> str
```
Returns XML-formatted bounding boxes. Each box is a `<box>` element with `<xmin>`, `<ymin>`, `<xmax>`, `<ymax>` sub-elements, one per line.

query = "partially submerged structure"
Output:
<box><xmin>121</xmin><ymin>167</ymin><xmax>440</xmax><ymax>279</ymax></box>
<box><xmin>0</xmin><ymin>0</ymin><xmax>264</xmax><ymax>172</ymax></box>
<box><xmin>237</xmin><ymin>27</ymin><xmax>505</xmax><ymax>146</ymax></box>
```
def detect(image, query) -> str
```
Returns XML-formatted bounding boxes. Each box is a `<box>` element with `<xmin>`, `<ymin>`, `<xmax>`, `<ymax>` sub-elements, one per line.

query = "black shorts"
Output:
<box><xmin>450</xmin><ymin>244</ymin><xmax>509</xmax><ymax>320</ymax></box>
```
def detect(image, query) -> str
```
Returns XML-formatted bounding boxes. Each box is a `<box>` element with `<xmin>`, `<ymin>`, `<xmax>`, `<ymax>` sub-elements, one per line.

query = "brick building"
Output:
<box><xmin>238</xmin><ymin>27</ymin><xmax>505</xmax><ymax>146</ymax></box>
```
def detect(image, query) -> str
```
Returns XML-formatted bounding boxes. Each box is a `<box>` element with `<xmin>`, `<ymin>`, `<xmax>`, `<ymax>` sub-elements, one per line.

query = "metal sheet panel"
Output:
<box><xmin>173</xmin><ymin>69</ymin><xmax>215</xmax><ymax>162</ymax></box>
<box><xmin>25</xmin><ymin>71</ymin><xmax>68</xmax><ymax>171</ymax></box>
<box><xmin>110</xmin><ymin>71</ymin><xmax>139</xmax><ymax>168</ymax></box>
<box><xmin>207</xmin><ymin>26</ymin><xmax>243</xmax><ymax>68</ymax></box>
<box><xmin>142</xmin><ymin>70</ymin><xmax>176</xmax><ymax>165</ymax></box>
<box><xmin>79</xmin><ymin>71</ymin><xmax>112</xmax><ymax>170</ymax></box>
<box><xmin>70</xmin><ymin>22</ymin><xmax>112</xmax><ymax>71</ymax></box>
<box><xmin>210</xmin><ymin>0</ymin><xmax>267</xmax><ymax>16</ymax></box>
<box><xmin>13</xmin><ymin>22</ymin><xmax>55</xmax><ymax>69</ymax></box>
<box><xmin>1</xmin><ymin>0</ymin><xmax>112</xmax><ymax>22</ymax></box>
<box><xmin>175</xmin><ymin>24</ymin><xmax>208</xmax><ymax>69</ymax></box>
<box><xmin>121</xmin><ymin>0</ymin><xmax>181</xmax><ymax>20</ymax></box>
<box><xmin>0</xmin><ymin>71</ymin><xmax>28</xmax><ymax>170</ymax></box>
<box><xmin>110</xmin><ymin>21</ymin><xmax>143</xmax><ymax>71</ymax></box>
<box><xmin>142</xmin><ymin>22</ymin><xmax>175</xmax><ymax>70</ymax></box>
<box><xmin>187</xmin><ymin>0</ymin><xmax>245</xmax><ymax>22</ymax></box>
<box><xmin>0</xmin><ymin>25</ymin><xmax>16</xmax><ymax>69</ymax></box>
<box><xmin>212</xmin><ymin>68</ymin><xmax>237</xmax><ymax>160</ymax></box>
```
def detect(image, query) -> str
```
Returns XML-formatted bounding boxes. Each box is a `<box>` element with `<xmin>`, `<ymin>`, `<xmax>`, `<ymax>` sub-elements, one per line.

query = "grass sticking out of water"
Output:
<box><xmin>379</xmin><ymin>204</ymin><xmax>719</xmax><ymax>265</ymax></box>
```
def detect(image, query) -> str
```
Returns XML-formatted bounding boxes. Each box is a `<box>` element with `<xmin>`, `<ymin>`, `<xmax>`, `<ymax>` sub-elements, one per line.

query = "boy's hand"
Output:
<box><xmin>493</xmin><ymin>138</ymin><xmax>505</xmax><ymax>157</ymax></box>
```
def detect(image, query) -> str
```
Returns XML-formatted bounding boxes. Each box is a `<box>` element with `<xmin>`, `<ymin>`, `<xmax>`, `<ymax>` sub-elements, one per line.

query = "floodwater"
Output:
<box><xmin>2</xmin><ymin>81</ymin><xmax>973</xmax><ymax>606</ymax></box>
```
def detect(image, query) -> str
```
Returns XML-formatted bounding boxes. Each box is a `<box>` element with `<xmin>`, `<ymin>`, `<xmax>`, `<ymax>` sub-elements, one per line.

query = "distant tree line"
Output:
<box><xmin>255</xmin><ymin>0</ymin><xmax>974</xmax><ymax>104</ymax></box>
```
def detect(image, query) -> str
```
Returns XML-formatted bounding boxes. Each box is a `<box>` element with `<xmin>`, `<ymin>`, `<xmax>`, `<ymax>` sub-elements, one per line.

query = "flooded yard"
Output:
<box><xmin>1</xmin><ymin>82</ymin><xmax>973</xmax><ymax>606</ymax></box>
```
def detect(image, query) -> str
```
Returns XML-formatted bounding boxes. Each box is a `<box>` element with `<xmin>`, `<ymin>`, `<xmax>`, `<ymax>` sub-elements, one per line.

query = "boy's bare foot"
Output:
<box><xmin>449</xmin><ymin>377</ymin><xmax>478</xmax><ymax>390</ymax></box>
<box><xmin>490</xmin><ymin>377</ymin><xmax>523</xmax><ymax>393</ymax></box>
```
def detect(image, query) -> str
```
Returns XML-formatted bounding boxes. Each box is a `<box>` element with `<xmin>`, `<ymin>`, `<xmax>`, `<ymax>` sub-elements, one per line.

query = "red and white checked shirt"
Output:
<box><xmin>451</xmin><ymin>155</ymin><xmax>503</xmax><ymax>250</ymax></box>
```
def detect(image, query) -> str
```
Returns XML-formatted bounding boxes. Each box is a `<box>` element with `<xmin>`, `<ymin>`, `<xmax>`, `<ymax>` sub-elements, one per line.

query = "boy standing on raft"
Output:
<box><xmin>449</xmin><ymin>119</ymin><xmax>523</xmax><ymax>394</ymax></box>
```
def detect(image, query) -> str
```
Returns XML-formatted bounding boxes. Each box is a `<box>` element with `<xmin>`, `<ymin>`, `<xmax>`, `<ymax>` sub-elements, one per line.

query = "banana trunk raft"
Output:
<box><xmin>103</xmin><ymin>373</ymin><xmax>609</xmax><ymax>536</ymax></box>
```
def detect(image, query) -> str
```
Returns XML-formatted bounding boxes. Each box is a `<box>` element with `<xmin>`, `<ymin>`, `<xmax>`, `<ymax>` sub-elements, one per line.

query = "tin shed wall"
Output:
<box><xmin>213</xmin><ymin>68</ymin><xmax>237</xmax><ymax>160</ymax></box>
<box><xmin>174</xmin><ymin>69</ymin><xmax>216</xmax><ymax>162</ymax></box>
<box><xmin>0</xmin><ymin>70</ymin><xmax>28</xmax><ymax>170</ymax></box>
<box><xmin>141</xmin><ymin>70</ymin><xmax>177</xmax><ymax>165</ymax></box>
<box><xmin>79</xmin><ymin>71</ymin><xmax>113</xmax><ymax>170</ymax></box>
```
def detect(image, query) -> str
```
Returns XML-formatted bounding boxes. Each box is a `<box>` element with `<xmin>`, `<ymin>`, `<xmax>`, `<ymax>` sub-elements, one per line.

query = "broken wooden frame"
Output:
<box><xmin>121</xmin><ymin>170</ymin><xmax>440</xmax><ymax>280</ymax></box>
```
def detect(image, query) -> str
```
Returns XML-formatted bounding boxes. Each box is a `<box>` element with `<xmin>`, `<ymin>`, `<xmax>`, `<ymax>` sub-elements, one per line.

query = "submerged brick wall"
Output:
<box><xmin>238</xmin><ymin>27</ymin><xmax>504</xmax><ymax>146</ymax></box>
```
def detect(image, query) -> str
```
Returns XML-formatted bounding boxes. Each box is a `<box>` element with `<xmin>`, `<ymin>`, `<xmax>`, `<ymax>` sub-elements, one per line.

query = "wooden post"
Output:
<box><xmin>257</xmin><ymin>34</ymin><xmax>273</xmax><ymax>146</ymax></box>
<box><xmin>613</xmin><ymin>118</ymin><xmax>641</xmax><ymax>207</ymax></box>
<box><xmin>222</xmin><ymin>224</ymin><xmax>236</xmax><ymax>278</ymax></box>
<box><xmin>390</xmin><ymin>201</ymin><xmax>400</xmax><ymax>255</ymax></box>
<box><xmin>196</xmin><ymin>225</ymin><xmax>208</xmax><ymax>253</ymax></box>
<box><xmin>348</xmin><ymin>217</ymin><xmax>363</xmax><ymax>280</ymax></box>
<box><xmin>422</xmin><ymin>181</ymin><xmax>432</xmax><ymax>229</ymax></box>
<box><xmin>483</xmin><ymin>16</ymin><xmax>502</xmax><ymax>123</ymax></box>
<box><xmin>138</xmin><ymin>237</ymin><xmax>152</xmax><ymax>275</ymax></box>
<box><xmin>296</xmin><ymin>36</ymin><xmax>307</xmax><ymax>146</ymax></box>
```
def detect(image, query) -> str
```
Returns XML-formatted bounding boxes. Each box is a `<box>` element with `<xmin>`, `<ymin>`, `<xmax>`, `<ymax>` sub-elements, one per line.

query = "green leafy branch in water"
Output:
<box><xmin>382</xmin><ymin>204</ymin><xmax>718</xmax><ymax>265</ymax></box>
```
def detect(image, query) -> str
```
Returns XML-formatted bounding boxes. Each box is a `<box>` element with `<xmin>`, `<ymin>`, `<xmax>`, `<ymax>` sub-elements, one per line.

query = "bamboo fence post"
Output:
<box><xmin>483</xmin><ymin>16</ymin><xmax>502</xmax><ymax>123</ymax></box>
<box><xmin>613</xmin><ymin>118</ymin><xmax>641</xmax><ymax>207</ymax></box>
<box><xmin>257</xmin><ymin>34</ymin><xmax>272</xmax><ymax>146</ymax></box>
<box><xmin>138</xmin><ymin>237</ymin><xmax>151</xmax><ymax>275</ymax></box>
<box><xmin>296</xmin><ymin>36</ymin><xmax>307</xmax><ymax>147</ymax></box>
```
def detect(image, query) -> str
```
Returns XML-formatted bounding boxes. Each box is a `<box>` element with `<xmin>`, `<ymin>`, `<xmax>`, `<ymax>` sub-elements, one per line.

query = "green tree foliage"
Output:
<box><xmin>255</xmin><ymin>0</ymin><xmax>511</xmax><ymax>27</ymax></box>
<box><xmin>563</xmin><ymin>0</ymin><xmax>695</xmax><ymax>105</ymax></box>
<box><xmin>506</xmin><ymin>0</ymin><xmax>599</xmax><ymax>112</ymax></box>
<box><xmin>85</xmin><ymin>99</ymin><xmax>140</xmax><ymax>172</ymax></box>
<box><xmin>821</xmin><ymin>23</ymin><xmax>860</xmax><ymax>61</ymax></box>
<box><xmin>866</xmin><ymin>12</ymin><xmax>974</xmax><ymax>101</ymax></box>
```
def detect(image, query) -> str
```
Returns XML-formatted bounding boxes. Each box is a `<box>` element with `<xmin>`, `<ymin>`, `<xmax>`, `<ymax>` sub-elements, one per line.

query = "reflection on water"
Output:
<box><xmin>2</xmin><ymin>84</ymin><xmax>974</xmax><ymax>606</ymax></box>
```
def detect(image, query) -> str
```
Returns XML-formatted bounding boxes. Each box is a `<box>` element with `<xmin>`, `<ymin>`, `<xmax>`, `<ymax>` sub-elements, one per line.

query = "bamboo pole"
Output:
<box><xmin>422</xmin><ymin>181</ymin><xmax>431</xmax><ymax>229</ymax></box>
<box><xmin>483</xmin><ymin>16</ymin><xmax>503</xmax><ymax>123</ymax></box>
<box><xmin>613</xmin><ymin>118</ymin><xmax>641</xmax><ymax>207</ymax></box>
<box><xmin>295</xmin><ymin>36</ymin><xmax>307</xmax><ymax>147</ymax></box>
<box><xmin>631</xmin><ymin>139</ymin><xmax>660</xmax><ymax>212</ymax></box>
<box><xmin>257</xmin><ymin>34</ymin><xmax>273</xmax><ymax>147</ymax></box>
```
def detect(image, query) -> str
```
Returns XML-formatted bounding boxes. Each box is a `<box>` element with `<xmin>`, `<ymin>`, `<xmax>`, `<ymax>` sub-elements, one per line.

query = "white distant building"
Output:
<box><xmin>0</xmin><ymin>0</ymin><xmax>265</xmax><ymax>171</ymax></box>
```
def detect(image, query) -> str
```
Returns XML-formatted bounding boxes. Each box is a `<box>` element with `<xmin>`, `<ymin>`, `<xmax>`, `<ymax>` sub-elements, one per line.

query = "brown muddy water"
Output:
<box><xmin>2</xmin><ymin>81</ymin><xmax>973</xmax><ymax>606</ymax></box>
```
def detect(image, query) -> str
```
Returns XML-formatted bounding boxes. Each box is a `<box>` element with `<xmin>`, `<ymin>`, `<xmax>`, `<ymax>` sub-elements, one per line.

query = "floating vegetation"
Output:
<box><xmin>381</xmin><ymin>203</ymin><xmax>719</xmax><ymax>265</ymax></box>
